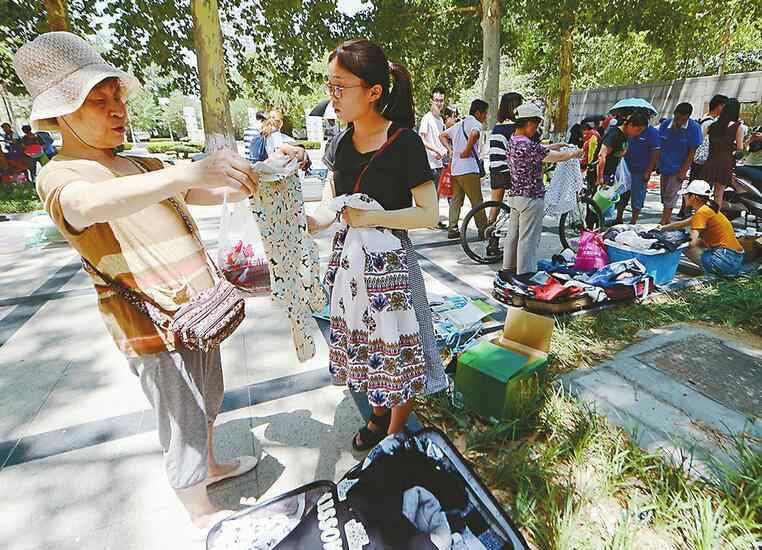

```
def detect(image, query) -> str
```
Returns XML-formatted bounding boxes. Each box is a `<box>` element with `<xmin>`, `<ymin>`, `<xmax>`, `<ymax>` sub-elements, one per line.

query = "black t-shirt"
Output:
<box><xmin>595</xmin><ymin>126</ymin><xmax>628</xmax><ymax>176</ymax></box>
<box><xmin>323</xmin><ymin>123</ymin><xmax>433</xmax><ymax>211</ymax></box>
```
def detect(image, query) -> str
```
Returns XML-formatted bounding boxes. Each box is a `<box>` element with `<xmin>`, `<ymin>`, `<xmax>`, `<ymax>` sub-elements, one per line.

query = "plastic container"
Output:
<box><xmin>606</xmin><ymin>244</ymin><xmax>683</xmax><ymax>286</ymax></box>
<box><xmin>593</xmin><ymin>187</ymin><xmax>617</xmax><ymax>213</ymax></box>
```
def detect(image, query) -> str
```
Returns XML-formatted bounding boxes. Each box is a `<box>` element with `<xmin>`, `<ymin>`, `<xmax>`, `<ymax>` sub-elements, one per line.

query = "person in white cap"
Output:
<box><xmin>13</xmin><ymin>32</ymin><xmax>308</xmax><ymax>532</ymax></box>
<box><xmin>661</xmin><ymin>180</ymin><xmax>745</xmax><ymax>276</ymax></box>
<box><xmin>501</xmin><ymin>103</ymin><xmax>582</xmax><ymax>275</ymax></box>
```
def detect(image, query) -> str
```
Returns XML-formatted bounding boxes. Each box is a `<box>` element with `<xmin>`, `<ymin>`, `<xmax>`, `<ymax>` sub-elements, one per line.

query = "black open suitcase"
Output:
<box><xmin>207</xmin><ymin>428</ymin><xmax>528</xmax><ymax>549</ymax></box>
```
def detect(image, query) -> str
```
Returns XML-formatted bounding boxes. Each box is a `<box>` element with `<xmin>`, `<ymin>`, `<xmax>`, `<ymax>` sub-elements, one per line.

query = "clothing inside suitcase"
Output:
<box><xmin>207</xmin><ymin>428</ymin><xmax>528</xmax><ymax>550</ymax></box>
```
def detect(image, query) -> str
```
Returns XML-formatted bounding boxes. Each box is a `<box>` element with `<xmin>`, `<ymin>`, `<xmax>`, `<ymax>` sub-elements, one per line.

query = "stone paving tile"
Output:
<box><xmin>637</xmin><ymin>335</ymin><xmax>762</xmax><ymax>418</ymax></box>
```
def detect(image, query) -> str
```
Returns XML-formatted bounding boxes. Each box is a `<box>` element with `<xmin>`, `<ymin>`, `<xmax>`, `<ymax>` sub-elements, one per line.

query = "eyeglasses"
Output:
<box><xmin>325</xmin><ymin>83</ymin><xmax>364</xmax><ymax>99</ymax></box>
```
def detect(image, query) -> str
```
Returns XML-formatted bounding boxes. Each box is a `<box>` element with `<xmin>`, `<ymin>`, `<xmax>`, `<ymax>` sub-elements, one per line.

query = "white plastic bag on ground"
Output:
<box><xmin>217</xmin><ymin>193</ymin><xmax>271</xmax><ymax>296</ymax></box>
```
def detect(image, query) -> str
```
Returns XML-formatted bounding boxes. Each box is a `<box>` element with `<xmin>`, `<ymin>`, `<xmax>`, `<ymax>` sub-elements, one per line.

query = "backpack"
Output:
<box><xmin>248</xmin><ymin>133</ymin><xmax>269</xmax><ymax>163</ymax></box>
<box><xmin>694</xmin><ymin>116</ymin><xmax>714</xmax><ymax>165</ymax></box>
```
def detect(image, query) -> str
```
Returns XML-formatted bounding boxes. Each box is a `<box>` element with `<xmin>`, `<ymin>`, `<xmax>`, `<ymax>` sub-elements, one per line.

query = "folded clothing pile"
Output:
<box><xmin>604</xmin><ymin>225</ymin><xmax>689</xmax><ymax>255</ymax></box>
<box><xmin>494</xmin><ymin>257</ymin><xmax>651</xmax><ymax>305</ymax></box>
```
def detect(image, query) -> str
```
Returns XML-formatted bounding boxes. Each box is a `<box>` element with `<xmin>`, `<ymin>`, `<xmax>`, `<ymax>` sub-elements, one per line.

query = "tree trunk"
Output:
<box><xmin>717</xmin><ymin>14</ymin><xmax>732</xmax><ymax>76</ymax></box>
<box><xmin>191</xmin><ymin>0</ymin><xmax>236</xmax><ymax>151</ymax></box>
<box><xmin>480</xmin><ymin>0</ymin><xmax>502</xmax><ymax>129</ymax></box>
<box><xmin>44</xmin><ymin>0</ymin><xmax>70</xmax><ymax>32</ymax></box>
<box><xmin>555</xmin><ymin>18</ymin><xmax>574</xmax><ymax>135</ymax></box>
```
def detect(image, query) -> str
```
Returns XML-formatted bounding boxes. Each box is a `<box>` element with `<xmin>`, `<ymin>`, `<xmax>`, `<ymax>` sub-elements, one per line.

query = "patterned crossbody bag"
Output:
<box><xmin>81</xmin><ymin>157</ymin><xmax>245</xmax><ymax>352</ymax></box>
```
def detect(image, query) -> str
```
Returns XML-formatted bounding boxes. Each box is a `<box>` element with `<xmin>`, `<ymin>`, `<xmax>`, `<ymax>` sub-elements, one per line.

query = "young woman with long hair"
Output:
<box><xmin>701</xmin><ymin>98</ymin><xmax>744</xmax><ymax>209</ymax></box>
<box><xmin>308</xmin><ymin>39</ymin><xmax>446</xmax><ymax>451</ymax></box>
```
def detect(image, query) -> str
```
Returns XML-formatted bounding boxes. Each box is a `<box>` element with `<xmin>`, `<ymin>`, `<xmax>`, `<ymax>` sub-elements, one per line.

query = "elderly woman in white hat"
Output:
<box><xmin>501</xmin><ymin>103</ymin><xmax>582</xmax><ymax>275</ymax></box>
<box><xmin>13</xmin><ymin>32</ymin><xmax>308</xmax><ymax>532</ymax></box>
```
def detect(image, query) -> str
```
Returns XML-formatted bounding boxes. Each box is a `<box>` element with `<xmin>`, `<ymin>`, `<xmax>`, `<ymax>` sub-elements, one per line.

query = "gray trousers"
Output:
<box><xmin>129</xmin><ymin>348</ymin><xmax>224</xmax><ymax>489</ymax></box>
<box><xmin>502</xmin><ymin>196</ymin><xmax>545</xmax><ymax>274</ymax></box>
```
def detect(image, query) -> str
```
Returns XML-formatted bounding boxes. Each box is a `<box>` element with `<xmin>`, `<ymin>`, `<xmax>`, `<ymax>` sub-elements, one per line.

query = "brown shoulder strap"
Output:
<box><xmin>353</xmin><ymin>127</ymin><xmax>407</xmax><ymax>193</ymax></box>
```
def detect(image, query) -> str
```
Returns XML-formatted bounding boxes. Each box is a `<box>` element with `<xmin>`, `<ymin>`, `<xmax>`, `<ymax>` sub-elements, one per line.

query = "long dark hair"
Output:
<box><xmin>709</xmin><ymin>97</ymin><xmax>740</xmax><ymax>137</ymax></box>
<box><xmin>329</xmin><ymin>39</ymin><xmax>415</xmax><ymax>128</ymax></box>
<box><xmin>497</xmin><ymin>92</ymin><xmax>523</xmax><ymax>123</ymax></box>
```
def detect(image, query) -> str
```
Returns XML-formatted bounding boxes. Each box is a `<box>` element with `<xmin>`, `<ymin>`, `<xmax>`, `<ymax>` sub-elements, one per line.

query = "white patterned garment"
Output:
<box><xmin>544</xmin><ymin>147</ymin><xmax>584</xmax><ymax>217</ymax></box>
<box><xmin>251</xmin><ymin>161</ymin><xmax>325</xmax><ymax>362</ymax></box>
<box><xmin>323</xmin><ymin>194</ymin><xmax>427</xmax><ymax>408</ymax></box>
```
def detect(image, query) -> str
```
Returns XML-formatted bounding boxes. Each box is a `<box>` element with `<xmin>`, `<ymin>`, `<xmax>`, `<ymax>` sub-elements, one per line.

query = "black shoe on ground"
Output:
<box><xmin>437</xmin><ymin>221</ymin><xmax>447</xmax><ymax>230</ymax></box>
<box><xmin>447</xmin><ymin>230</ymin><xmax>461</xmax><ymax>240</ymax></box>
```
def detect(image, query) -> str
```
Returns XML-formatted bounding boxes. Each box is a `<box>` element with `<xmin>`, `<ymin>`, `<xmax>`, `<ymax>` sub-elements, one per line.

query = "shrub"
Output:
<box><xmin>146</xmin><ymin>142</ymin><xmax>203</xmax><ymax>155</ymax></box>
<box><xmin>294</xmin><ymin>140</ymin><xmax>322</xmax><ymax>150</ymax></box>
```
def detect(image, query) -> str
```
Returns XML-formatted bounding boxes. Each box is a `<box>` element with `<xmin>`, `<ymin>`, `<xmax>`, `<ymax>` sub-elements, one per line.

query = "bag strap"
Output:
<box><xmin>124</xmin><ymin>156</ymin><xmax>223</xmax><ymax>278</ymax></box>
<box><xmin>80</xmin><ymin>255</ymin><xmax>170</xmax><ymax>331</ymax></box>
<box><xmin>461</xmin><ymin>120</ymin><xmax>480</xmax><ymax>163</ymax></box>
<box><xmin>353</xmin><ymin>127</ymin><xmax>407</xmax><ymax>193</ymax></box>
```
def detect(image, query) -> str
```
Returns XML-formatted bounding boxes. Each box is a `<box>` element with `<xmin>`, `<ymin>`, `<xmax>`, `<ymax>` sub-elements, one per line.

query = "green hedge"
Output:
<box><xmin>146</xmin><ymin>142</ymin><xmax>203</xmax><ymax>154</ymax></box>
<box><xmin>294</xmin><ymin>140</ymin><xmax>322</xmax><ymax>150</ymax></box>
<box><xmin>0</xmin><ymin>182</ymin><xmax>42</xmax><ymax>214</ymax></box>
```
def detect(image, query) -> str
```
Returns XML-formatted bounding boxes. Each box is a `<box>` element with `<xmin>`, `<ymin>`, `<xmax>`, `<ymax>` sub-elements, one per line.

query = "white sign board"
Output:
<box><xmin>306</xmin><ymin>115</ymin><xmax>324</xmax><ymax>143</ymax></box>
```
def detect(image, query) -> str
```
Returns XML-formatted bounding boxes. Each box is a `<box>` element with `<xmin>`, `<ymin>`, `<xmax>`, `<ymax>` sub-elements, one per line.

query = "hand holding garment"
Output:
<box><xmin>544</xmin><ymin>148</ymin><xmax>584</xmax><ymax>216</ymax></box>
<box><xmin>324</xmin><ymin>194</ymin><xmax>427</xmax><ymax>408</ymax></box>
<box><xmin>251</xmin><ymin>172</ymin><xmax>325</xmax><ymax>362</ymax></box>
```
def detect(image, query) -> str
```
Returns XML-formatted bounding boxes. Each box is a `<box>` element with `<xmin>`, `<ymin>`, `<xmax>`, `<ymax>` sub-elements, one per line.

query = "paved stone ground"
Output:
<box><xmin>0</xmin><ymin>175</ymin><xmax>750</xmax><ymax>549</ymax></box>
<box><xmin>561</xmin><ymin>325</ymin><xmax>762</xmax><ymax>476</ymax></box>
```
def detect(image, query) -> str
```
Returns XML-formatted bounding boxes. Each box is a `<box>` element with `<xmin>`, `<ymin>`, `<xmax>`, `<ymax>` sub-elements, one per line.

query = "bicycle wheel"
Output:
<box><xmin>558</xmin><ymin>197</ymin><xmax>603</xmax><ymax>252</ymax></box>
<box><xmin>460</xmin><ymin>201</ymin><xmax>510</xmax><ymax>264</ymax></box>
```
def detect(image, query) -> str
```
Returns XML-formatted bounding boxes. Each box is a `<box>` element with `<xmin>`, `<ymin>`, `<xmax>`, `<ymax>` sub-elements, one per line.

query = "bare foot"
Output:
<box><xmin>208</xmin><ymin>459</ymin><xmax>239</xmax><ymax>479</ymax></box>
<box><xmin>191</xmin><ymin>508</ymin><xmax>234</xmax><ymax>530</ymax></box>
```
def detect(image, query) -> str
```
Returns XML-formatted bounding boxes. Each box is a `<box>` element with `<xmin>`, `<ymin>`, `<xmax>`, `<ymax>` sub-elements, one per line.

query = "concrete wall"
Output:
<box><xmin>568</xmin><ymin>71</ymin><xmax>762</xmax><ymax>123</ymax></box>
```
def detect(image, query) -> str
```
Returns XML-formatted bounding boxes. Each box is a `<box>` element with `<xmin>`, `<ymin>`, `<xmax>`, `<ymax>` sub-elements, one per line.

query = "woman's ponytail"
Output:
<box><xmin>384</xmin><ymin>61</ymin><xmax>415</xmax><ymax>129</ymax></box>
<box><xmin>329</xmin><ymin>39</ymin><xmax>416</xmax><ymax>128</ymax></box>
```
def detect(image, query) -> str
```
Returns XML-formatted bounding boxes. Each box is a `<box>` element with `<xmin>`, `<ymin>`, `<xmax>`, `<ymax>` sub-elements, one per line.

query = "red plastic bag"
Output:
<box><xmin>437</xmin><ymin>164</ymin><xmax>453</xmax><ymax>198</ymax></box>
<box><xmin>574</xmin><ymin>230</ymin><xmax>609</xmax><ymax>271</ymax></box>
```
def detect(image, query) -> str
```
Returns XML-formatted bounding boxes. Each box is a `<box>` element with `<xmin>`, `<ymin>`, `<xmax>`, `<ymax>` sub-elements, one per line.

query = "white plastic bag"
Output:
<box><xmin>614</xmin><ymin>158</ymin><xmax>632</xmax><ymax>194</ymax></box>
<box><xmin>217</xmin><ymin>193</ymin><xmax>271</xmax><ymax>296</ymax></box>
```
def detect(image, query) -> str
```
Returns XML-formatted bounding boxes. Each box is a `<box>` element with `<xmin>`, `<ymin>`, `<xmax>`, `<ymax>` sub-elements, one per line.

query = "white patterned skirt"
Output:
<box><xmin>324</xmin><ymin>227</ymin><xmax>446</xmax><ymax>408</ymax></box>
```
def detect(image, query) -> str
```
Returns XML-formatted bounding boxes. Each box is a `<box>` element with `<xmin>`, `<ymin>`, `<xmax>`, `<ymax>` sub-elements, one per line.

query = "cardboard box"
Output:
<box><xmin>738</xmin><ymin>236</ymin><xmax>762</xmax><ymax>262</ymax></box>
<box><xmin>455</xmin><ymin>308</ymin><xmax>554</xmax><ymax>420</ymax></box>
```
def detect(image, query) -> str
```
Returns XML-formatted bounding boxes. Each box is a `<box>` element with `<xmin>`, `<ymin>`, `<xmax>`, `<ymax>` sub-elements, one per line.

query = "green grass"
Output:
<box><xmin>417</xmin><ymin>275</ymin><xmax>762</xmax><ymax>549</ymax></box>
<box><xmin>0</xmin><ymin>182</ymin><xmax>42</xmax><ymax>214</ymax></box>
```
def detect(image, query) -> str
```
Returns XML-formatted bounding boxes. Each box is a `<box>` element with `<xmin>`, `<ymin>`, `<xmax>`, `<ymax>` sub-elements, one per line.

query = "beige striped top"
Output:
<box><xmin>36</xmin><ymin>155</ymin><xmax>214</xmax><ymax>357</ymax></box>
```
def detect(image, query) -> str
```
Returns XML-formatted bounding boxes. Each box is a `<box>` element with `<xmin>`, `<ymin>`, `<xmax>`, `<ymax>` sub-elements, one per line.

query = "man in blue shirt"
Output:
<box><xmin>618</xmin><ymin>116</ymin><xmax>660</xmax><ymax>224</ymax></box>
<box><xmin>658</xmin><ymin>102</ymin><xmax>703</xmax><ymax>224</ymax></box>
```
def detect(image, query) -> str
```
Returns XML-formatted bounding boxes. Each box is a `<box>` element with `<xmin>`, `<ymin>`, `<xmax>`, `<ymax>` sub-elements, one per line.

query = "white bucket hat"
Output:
<box><xmin>12</xmin><ymin>32</ymin><xmax>140</xmax><ymax>130</ymax></box>
<box><xmin>515</xmin><ymin>103</ymin><xmax>544</xmax><ymax>121</ymax></box>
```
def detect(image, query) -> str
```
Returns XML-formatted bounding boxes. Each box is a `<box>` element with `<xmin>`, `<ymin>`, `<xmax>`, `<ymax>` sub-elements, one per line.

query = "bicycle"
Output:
<box><xmin>459</xmin><ymin>171</ymin><xmax>603</xmax><ymax>264</ymax></box>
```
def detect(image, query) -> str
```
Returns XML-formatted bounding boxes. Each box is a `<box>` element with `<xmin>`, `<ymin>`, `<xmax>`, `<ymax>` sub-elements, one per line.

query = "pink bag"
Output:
<box><xmin>574</xmin><ymin>230</ymin><xmax>609</xmax><ymax>271</ymax></box>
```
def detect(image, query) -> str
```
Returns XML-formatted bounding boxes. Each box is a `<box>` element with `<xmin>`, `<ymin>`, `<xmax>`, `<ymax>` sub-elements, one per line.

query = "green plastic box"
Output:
<box><xmin>455</xmin><ymin>340</ymin><xmax>547</xmax><ymax>420</ymax></box>
<box><xmin>454</xmin><ymin>307</ymin><xmax>553</xmax><ymax>420</ymax></box>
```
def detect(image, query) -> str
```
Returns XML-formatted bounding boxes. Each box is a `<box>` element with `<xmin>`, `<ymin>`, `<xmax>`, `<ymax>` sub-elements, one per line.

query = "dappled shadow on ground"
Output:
<box><xmin>208</xmin><ymin>392</ymin><xmax>362</xmax><ymax>510</ymax></box>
